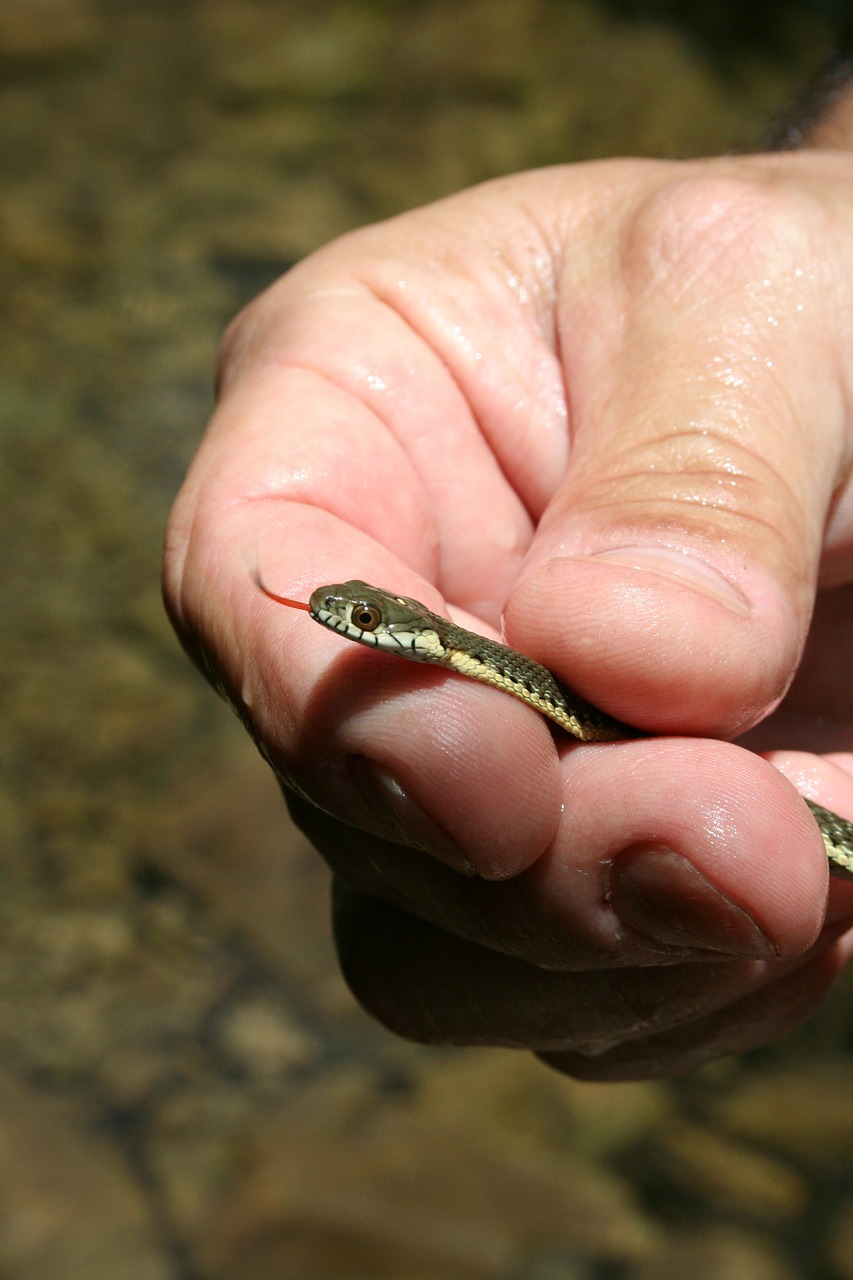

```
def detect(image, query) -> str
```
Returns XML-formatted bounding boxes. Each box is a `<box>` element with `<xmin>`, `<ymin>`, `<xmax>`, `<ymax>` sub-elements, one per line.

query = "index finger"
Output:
<box><xmin>164</xmin><ymin>194</ymin><xmax>588</xmax><ymax>876</ymax></box>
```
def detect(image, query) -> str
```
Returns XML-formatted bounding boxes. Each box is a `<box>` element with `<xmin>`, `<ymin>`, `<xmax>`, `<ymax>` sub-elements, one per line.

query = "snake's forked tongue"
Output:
<box><xmin>257</xmin><ymin>581</ymin><xmax>311</xmax><ymax>611</ymax></box>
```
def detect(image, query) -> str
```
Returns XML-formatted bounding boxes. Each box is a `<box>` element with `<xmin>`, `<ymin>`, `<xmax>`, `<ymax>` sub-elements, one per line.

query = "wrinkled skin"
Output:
<box><xmin>165</xmin><ymin>136</ymin><xmax>853</xmax><ymax>1079</ymax></box>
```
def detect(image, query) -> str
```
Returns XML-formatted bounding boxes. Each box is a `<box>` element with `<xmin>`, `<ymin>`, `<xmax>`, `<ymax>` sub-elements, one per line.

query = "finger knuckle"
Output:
<box><xmin>623</xmin><ymin>170</ymin><xmax>817</xmax><ymax>303</ymax></box>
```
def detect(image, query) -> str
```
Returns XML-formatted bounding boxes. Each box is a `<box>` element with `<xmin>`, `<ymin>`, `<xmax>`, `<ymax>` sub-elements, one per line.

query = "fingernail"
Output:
<box><xmin>587</xmin><ymin>546</ymin><xmax>749</xmax><ymax>615</ymax></box>
<box><xmin>611</xmin><ymin>843</ymin><xmax>778</xmax><ymax>957</ymax></box>
<box><xmin>347</xmin><ymin>755</ymin><xmax>475</xmax><ymax>875</ymax></box>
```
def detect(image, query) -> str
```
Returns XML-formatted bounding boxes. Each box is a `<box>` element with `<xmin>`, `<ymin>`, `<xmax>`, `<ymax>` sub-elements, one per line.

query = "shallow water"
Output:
<box><xmin>4</xmin><ymin>2</ymin><xmax>853</xmax><ymax>1278</ymax></box>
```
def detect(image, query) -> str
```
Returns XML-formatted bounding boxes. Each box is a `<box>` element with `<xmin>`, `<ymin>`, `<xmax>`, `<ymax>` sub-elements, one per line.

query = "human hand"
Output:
<box><xmin>164</xmin><ymin>147</ymin><xmax>853</xmax><ymax>1080</ymax></box>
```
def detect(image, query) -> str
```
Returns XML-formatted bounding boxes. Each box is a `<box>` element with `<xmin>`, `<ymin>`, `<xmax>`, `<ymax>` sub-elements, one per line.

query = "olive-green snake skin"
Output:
<box><xmin>264</xmin><ymin>578</ymin><xmax>853</xmax><ymax>880</ymax></box>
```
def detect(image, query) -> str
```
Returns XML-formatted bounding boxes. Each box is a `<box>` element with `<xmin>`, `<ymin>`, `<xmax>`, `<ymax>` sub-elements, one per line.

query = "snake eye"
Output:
<box><xmin>350</xmin><ymin>602</ymin><xmax>382</xmax><ymax>632</ymax></box>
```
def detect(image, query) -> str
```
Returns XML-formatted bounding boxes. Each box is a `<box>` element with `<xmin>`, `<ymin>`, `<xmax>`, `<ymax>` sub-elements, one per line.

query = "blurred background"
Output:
<box><xmin>4</xmin><ymin>2</ymin><xmax>853</xmax><ymax>1277</ymax></box>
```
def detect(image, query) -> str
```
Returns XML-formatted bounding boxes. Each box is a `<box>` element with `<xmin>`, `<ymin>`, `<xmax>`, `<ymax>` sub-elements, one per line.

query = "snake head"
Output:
<box><xmin>308</xmin><ymin>581</ymin><xmax>444</xmax><ymax>662</ymax></box>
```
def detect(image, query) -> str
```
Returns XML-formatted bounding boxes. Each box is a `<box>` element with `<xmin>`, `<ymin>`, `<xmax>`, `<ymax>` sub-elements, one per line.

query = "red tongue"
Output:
<box><xmin>258</xmin><ymin>582</ymin><xmax>311</xmax><ymax>611</ymax></box>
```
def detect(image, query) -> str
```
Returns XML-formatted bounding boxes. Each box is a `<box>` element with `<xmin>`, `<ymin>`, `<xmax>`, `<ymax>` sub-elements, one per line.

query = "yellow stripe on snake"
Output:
<box><xmin>262</xmin><ymin>578</ymin><xmax>853</xmax><ymax>881</ymax></box>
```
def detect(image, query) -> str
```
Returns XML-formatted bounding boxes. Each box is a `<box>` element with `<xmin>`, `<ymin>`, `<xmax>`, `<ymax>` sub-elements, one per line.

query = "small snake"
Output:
<box><xmin>261</xmin><ymin>577</ymin><xmax>853</xmax><ymax>880</ymax></box>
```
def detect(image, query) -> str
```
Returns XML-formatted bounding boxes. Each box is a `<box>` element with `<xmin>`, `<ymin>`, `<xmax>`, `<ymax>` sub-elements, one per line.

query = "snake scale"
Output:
<box><xmin>262</xmin><ymin>578</ymin><xmax>853</xmax><ymax>880</ymax></box>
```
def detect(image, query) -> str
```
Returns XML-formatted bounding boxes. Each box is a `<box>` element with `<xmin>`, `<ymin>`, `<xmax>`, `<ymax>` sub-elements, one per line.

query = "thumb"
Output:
<box><xmin>505</xmin><ymin>168</ymin><xmax>850</xmax><ymax>738</ymax></box>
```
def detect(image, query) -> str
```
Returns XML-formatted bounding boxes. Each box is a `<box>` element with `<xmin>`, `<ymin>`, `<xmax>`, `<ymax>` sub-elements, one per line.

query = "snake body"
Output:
<box><xmin>297</xmin><ymin>579</ymin><xmax>853</xmax><ymax>880</ymax></box>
